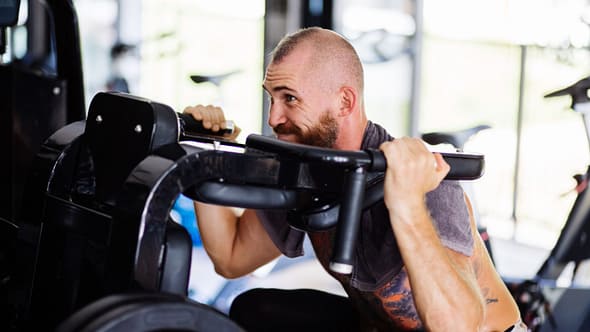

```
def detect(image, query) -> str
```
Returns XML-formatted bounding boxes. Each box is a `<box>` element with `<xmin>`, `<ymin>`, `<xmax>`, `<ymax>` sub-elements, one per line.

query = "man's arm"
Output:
<box><xmin>194</xmin><ymin>203</ymin><xmax>281</xmax><ymax>279</ymax></box>
<box><xmin>380</xmin><ymin>137</ymin><xmax>485</xmax><ymax>331</ymax></box>
<box><xmin>464</xmin><ymin>195</ymin><xmax>522</xmax><ymax>331</ymax></box>
<box><xmin>184</xmin><ymin>104</ymin><xmax>280</xmax><ymax>278</ymax></box>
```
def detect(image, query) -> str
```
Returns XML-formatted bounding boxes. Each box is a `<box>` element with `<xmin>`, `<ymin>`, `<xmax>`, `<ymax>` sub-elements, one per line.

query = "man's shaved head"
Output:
<box><xmin>269</xmin><ymin>27</ymin><xmax>364</xmax><ymax>95</ymax></box>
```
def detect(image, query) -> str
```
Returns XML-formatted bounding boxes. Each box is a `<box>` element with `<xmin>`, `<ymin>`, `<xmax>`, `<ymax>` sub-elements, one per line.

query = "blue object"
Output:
<box><xmin>171</xmin><ymin>194</ymin><xmax>202</xmax><ymax>247</ymax></box>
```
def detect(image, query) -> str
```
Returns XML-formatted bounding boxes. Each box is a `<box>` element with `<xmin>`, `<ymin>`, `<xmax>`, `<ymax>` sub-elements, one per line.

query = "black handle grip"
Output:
<box><xmin>178</xmin><ymin>113</ymin><xmax>234</xmax><ymax>137</ymax></box>
<box><xmin>367</xmin><ymin>149</ymin><xmax>484</xmax><ymax>180</ymax></box>
<box><xmin>246</xmin><ymin>135</ymin><xmax>484</xmax><ymax>181</ymax></box>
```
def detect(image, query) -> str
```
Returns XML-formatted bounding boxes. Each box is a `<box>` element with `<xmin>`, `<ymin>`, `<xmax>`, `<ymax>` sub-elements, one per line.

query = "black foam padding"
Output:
<box><xmin>85</xmin><ymin>92</ymin><xmax>178</xmax><ymax>204</ymax></box>
<box><xmin>159</xmin><ymin>219</ymin><xmax>192</xmax><ymax>296</ymax></box>
<box><xmin>56</xmin><ymin>293</ymin><xmax>168</xmax><ymax>332</ymax></box>
<box><xmin>58</xmin><ymin>292</ymin><xmax>245</xmax><ymax>332</ymax></box>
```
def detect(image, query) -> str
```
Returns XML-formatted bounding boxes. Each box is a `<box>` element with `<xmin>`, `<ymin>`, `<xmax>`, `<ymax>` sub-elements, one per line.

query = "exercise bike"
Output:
<box><xmin>505</xmin><ymin>75</ymin><xmax>590</xmax><ymax>332</ymax></box>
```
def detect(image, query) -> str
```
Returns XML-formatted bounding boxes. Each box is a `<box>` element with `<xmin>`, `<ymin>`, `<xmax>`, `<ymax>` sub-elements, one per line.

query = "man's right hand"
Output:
<box><xmin>183</xmin><ymin>104</ymin><xmax>241</xmax><ymax>141</ymax></box>
<box><xmin>379</xmin><ymin>137</ymin><xmax>449</xmax><ymax>217</ymax></box>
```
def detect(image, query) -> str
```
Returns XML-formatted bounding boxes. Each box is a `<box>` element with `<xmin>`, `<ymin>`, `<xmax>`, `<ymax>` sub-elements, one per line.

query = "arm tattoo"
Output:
<box><xmin>375</xmin><ymin>268</ymin><xmax>423</xmax><ymax>330</ymax></box>
<box><xmin>481</xmin><ymin>287</ymin><xmax>499</xmax><ymax>305</ymax></box>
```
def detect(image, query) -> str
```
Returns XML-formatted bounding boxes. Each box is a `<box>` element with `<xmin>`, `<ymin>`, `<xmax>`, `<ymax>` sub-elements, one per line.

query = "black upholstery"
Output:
<box><xmin>56</xmin><ymin>292</ymin><xmax>244</xmax><ymax>332</ymax></box>
<box><xmin>26</xmin><ymin>92</ymin><xmax>192</xmax><ymax>330</ymax></box>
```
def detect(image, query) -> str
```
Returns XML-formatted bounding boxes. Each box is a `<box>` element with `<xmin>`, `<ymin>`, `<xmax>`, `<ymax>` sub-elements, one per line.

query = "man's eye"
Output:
<box><xmin>286</xmin><ymin>95</ymin><xmax>296</xmax><ymax>102</ymax></box>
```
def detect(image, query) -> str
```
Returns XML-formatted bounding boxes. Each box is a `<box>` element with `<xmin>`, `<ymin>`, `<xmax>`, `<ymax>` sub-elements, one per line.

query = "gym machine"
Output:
<box><xmin>0</xmin><ymin>1</ymin><xmax>86</xmax><ymax>329</ymax></box>
<box><xmin>3</xmin><ymin>91</ymin><xmax>484</xmax><ymax>331</ymax></box>
<box><xmin>0</xmin><ymin>1</ymin><xmax>486</xmax><ymax>329</ymax></box>
<box><xmin>0</xmin><ymin>0</ymin><xmax>86</xmax><ymax>223</ymax></box>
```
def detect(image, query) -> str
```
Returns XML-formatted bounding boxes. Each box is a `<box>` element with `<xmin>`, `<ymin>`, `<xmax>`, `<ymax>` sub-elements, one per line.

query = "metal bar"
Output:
<box><xmin>408</xmin><ymin>0</ymin><xmax>423</xmax><ymax>137</ymax></box>
<box><xmin>512</xmin><ymin>45</ymin><xmax>527</xmax><ymax>227</ymax></box>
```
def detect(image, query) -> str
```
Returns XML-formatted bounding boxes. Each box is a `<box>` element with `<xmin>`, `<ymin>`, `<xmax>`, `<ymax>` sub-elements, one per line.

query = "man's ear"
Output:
<box><xmin>338</xmin><ymin>86</ymin><xmax>357</xmax><ymax>117</ymax></box>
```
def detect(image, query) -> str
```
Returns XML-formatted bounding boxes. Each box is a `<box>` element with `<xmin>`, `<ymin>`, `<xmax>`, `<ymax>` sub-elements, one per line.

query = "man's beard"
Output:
<box><xmin>273</xmin><ymin>111</ymin><xmax>339</xmax><ymax>148</ymax></box>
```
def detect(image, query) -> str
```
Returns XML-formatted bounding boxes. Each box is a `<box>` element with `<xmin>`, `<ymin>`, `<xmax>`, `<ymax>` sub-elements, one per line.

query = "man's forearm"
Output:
<box><xmin>389</xmin><ymin>203</ymin><xmax>484</xmax><ymax>331</ymax></box>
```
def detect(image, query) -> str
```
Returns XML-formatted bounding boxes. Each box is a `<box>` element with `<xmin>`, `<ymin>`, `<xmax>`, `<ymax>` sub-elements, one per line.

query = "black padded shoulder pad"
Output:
<box><xmin>85</xmin><ymin>92</ymin><xmax>179</xmax><ymax>203</ymax></box>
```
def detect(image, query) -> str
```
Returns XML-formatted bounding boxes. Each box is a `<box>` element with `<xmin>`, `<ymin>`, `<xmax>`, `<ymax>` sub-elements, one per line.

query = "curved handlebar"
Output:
<box><xmin>246</xmin><ymin>134</ymin><xmax>485</xmax><ymax>274</ymax></box>
<box><xmin>246</xmin><ymin>134</ymin><xmax>484</xmax><ymax>180</ymax></box>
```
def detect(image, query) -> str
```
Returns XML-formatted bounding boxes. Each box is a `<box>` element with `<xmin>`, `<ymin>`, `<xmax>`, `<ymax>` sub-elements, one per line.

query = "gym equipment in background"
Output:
<box><xmin>536</xmin><ymin>76</ymin><xmax>590</xmax><ymax>282</ymax></box>
<box><xmin>0</xmin><ymin>1</ymin><xmax>87</xmax><ymax>330</ymax></box>
<box><xmin>0</xmin><ymin>0</ymin><xmax>85</xmax><ymax>224</ymax></box>
<box><xmin>504</xmin><ymin>76</ymin><xmax>590</xmax><ymax>331</ymax></box>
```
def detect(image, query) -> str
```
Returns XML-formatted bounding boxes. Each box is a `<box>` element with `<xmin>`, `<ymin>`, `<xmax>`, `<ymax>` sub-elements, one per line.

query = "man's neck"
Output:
<box><xmin>333</xmin><ymin>115</ymin><xmax>368</xmax><ymax>151</ymax></box>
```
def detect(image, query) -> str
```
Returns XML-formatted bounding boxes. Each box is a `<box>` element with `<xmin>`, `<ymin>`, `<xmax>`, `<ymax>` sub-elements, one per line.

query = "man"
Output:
<box><xmin>184</xmin><ymin>27</ymin><xmax>524</xmax><ymax>331</ymax></box>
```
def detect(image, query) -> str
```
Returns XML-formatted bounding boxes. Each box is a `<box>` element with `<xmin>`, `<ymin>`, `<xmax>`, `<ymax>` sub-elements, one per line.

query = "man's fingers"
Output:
<box><xmin>211</xmin><ymin>106</ymin><xmax>226</xmax><ymax>128</ymax></box>
<box><xmin>379</xmin><ymin>137</ymin><xmax>448</xmax><ymax>195</ymax></box>
<box><xmin>183</xmin><ymin>104</ymin><xmax>233</xmax><ymax>134</ymax></box>
<box><xmin>203</xmin><ymin>105</ymin><xmax>227</xmax><ymax>131</ymax></box>
<box><xmin>202</xmin><ymin>106</ymin><xmax>216</xmax><ymax>129</ymax></box>
<box><xmin>433</xmin><ymin>153</ymin><xmax>450</xmax><ymax>178</ymax></box>
<box><xmin>230</xmin><ymin>125</ymin><xmax>241</xmax><ymax>138</ymax></box>
<box><xmin>183</xmin><ymin>106</ymin><xmax>203</xmax><ymax>120</ymax></box>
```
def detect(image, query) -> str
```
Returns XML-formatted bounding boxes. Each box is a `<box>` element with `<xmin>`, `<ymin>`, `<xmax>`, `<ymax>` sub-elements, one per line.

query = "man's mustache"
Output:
<box><xmin>273</xmin><ymin>123</ymin><xmax>301</xmax><ymax>136</ymax></box>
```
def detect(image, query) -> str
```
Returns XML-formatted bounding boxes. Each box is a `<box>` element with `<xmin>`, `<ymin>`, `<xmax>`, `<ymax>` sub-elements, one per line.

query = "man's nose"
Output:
<box><xmin>268</xmin><ymin>105</ymin><xmax>287</xmax><ymax>129</ymax></box>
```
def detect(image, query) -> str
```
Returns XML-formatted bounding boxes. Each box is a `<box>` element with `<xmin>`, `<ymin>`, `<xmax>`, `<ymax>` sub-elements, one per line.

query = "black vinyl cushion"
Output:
<box><xmin>85</xmin><ymin>92</ymin><xmax>179</xmax><ymax>204</ymax></box>
<box><xmin>57</xmin><ymin>292</ymin><xmax>245</xmax><ymax>332</ymax></box>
